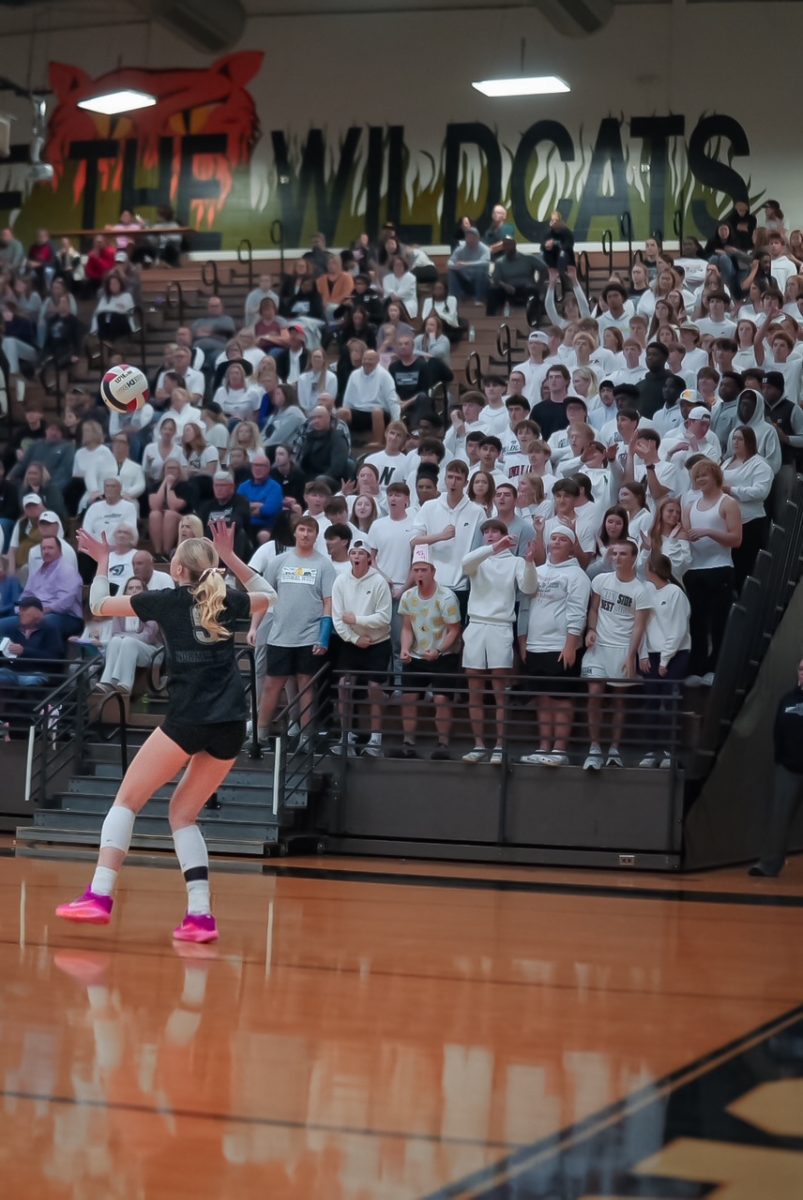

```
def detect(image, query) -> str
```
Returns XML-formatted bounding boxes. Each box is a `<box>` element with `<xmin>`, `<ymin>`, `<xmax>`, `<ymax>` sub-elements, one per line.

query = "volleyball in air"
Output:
<box><xmin>100</xmin><ymin>364</ymin><xmax>150</xmax><ymax>414</ymax></box>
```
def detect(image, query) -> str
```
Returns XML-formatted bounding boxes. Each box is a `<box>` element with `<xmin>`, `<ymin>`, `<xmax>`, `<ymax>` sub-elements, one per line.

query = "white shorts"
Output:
<box><xmin>462</xmin><ymin>621</ymin><xmax>514</xmax><ymax>670</ymax></box>
<box><xmin>580</xmin><ymin>643</ymin><xmax>637</xmax><ymax>685</ymax></box>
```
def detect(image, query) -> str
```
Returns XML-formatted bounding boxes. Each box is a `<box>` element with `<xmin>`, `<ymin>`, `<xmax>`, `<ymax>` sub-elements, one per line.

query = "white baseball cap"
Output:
<box><xmin>688</xmin><ymin>405</ymin><xmax>711</xmax><ymax>421</ymax></box>
<box><xmin>22</xmin><ymin>493</ymin><xmax>43</xmax><ymax>506</ymax></box>
<box><xmin>528</xmin><ymin>330</ymin><xmax>550</xmax><ymax>345</ymax></box>
<box><xmin>38</xmin><ymin>510</ymin><xmax>61</xmax><ymax>524</ymax></box>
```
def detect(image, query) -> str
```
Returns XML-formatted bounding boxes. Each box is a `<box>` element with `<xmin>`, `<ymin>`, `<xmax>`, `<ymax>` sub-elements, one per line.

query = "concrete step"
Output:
<box><xmin>16</xmin><ymin>826</ymin><xmax>270</xmax><ymax>855</ymax></box>
<box><xmin>58</xmin><ymin>792</ymin><xmax>280</xmax><ymax>823</ymax></box>
<box><xmin>32</xmin><ymin>807</ymin><xmax>280</xmax><ymax>842</ymax></box>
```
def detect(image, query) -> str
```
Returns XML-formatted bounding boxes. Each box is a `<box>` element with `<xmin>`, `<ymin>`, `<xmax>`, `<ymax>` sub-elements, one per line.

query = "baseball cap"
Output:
<box><xmin>22</xmin><ymin>493</ymin><xmax>43</xmax><ymax>506</ymax></box>
<box><xmin>679</xmin><ymin>388</ymin><xmax>701</xmax><ymax>406</ymax></box>
<box><xmin>350</xmin><ymin>536</ymin><xmax>374</xmax><ymax>552</ymax></box>
<box><xmin>18</xmin><ymin>596</ymin><xmax>43</xmax><ymax>610</ymax></box>
<box><xmin>288</xmin><ymin>322</ymin><xmax>307</xmax><ymax>335</ymax></box>
<box><xmin>688</xmin><ymin>405</ymin><xmax>711</xmax><ymax>421</ymax></box>
<box><xmin>528</xmin><ymin>330</ymin><xmax>550</xmax><ymax>345</ymax></box>
<box><xmin>38</xmin><ymin>510</ymin><xmax>61</xmax><ymax>524</ymax></box>
<box><xmin>763</xmin><ymin>370</ymin><xmax>785</xmax><ymax>390</ymax></box>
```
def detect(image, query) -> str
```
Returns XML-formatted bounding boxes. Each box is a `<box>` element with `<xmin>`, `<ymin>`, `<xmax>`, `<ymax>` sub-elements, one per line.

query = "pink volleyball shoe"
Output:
<box><xmin>55</xmin><ymin>890</ymin><xmax>113</xmax><ymax>925</ymax></box>
<box><xmin>172</xmin><ymin>914</ymin><xmax>219</xmax><ymax>944</ymax></box>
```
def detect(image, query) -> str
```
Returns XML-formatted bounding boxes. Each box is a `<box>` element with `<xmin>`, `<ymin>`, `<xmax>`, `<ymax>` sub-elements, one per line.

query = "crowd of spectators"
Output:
<box><xmin>0</xmin><ymin>198</ymin><xmax>800</xmax><ymax>766</ymax></box>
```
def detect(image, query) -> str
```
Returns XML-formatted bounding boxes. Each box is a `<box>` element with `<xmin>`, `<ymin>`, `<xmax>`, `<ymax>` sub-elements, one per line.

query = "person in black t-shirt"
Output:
<box><xmin>56</xmin><ymin>526</ymin><xmax>275</xmax><ymax>943</ymax></box>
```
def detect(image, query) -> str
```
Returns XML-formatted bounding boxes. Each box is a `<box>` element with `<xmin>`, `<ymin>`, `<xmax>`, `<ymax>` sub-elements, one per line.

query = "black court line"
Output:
<box><xmin>420</xmin><ymin>999</ymin><xmax>803</xmax><ymax>1199</ymax></box>
<box><xmin>259</xmin><ymin>863</ymin><xmax>803</xmax><ymax>909</ymax></box>
<box><xmin>0</xmin><ymin>1087</ymin><xmax>522</xmax><ymax>1152</ymax></box>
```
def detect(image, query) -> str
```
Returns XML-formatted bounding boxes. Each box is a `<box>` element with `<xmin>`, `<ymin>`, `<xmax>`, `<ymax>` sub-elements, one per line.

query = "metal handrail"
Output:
<box><xmin>271</xmin><ymin>219</ymin><xmax>284</xmax><ymax>277</ymax></box>
<box><xmin>164</xmin><ymin>279</ymin><xmax>185</xmax><ymax>327</ymax></box>
<box><xmin>130</xmin><ymin>304</ymin><xmax>147</xmax><ymax>372</ymax></box>
<box><xmin>576</xmin><ymin>250</ymin><xmax>590</xmax><ymax>293</ymax></box>
<box><xmin>496</xmin><ymin>323</ymin><xmax>512</xmax><ymax>375</ymax></box>
<box><xmin>601</xmin><ymin>230</ymin><xmax>613</xmax><ymax>277</ymax></box>
<box><xmin>201</xmin><ymin>259</ymin><xmax>220</xmax><ymax>294</ymax></box>
<box><xmin>272</xmin><ymin>662</ymin><xmax>329</xmax><ymax>816</ymax></box>
<box><xmin>28</xmin><ymin>657</ymin><xmax>98</xmax><ymax>807</ymax></box>
<box><xmin>233</xmin><ymin>238</ymin><xmax>254</xmax><ymax>290</ymax></box>
<box><xmin>464</xmin><ymin>350</ymin><xmax>482</xmax><ymax>389</ymax></box>
<box><xmin>620</xmin><ymin>211</ymin><xmax>634</xmax><ymax>269</ymax></box>
<box><xmin>235</xmin><ymin>646</ymin><xmax>262</xmax><ymax>760</ymax></box>
<box><xmin>93</xmin><ymin>690</ymin><xmax>129</xmax><ymax>775</ymax></box>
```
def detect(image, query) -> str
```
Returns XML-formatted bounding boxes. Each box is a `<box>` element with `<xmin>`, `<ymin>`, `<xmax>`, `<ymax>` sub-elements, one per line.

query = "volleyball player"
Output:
<box><xmin>55</xmin><ymin>523</ymin><xmax>275</xmax><ymax>943</ymax></box>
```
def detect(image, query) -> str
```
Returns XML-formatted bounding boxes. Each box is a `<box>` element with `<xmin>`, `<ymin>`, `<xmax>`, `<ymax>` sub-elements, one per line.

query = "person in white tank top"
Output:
<box><xmin>682</xmin><ymin>459</ymin><xmax>742</xmax><ymax>684</ymax></box>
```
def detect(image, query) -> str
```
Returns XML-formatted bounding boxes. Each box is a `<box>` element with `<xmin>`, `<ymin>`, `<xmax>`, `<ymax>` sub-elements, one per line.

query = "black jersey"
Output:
<box><xmin>131</xmin><ymin>586</ymin><xmax>250</xmax><ymax>725</ymax></box>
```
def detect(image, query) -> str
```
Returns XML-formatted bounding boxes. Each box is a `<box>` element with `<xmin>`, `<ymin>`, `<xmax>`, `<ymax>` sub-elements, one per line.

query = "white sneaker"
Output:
<box><xmin>606</xmin><ymin>748</ymin><xmax>624</xmax><ymax>768</ymax></box>
<box><xmin>288</xmin><ymin>721</ymin><xmax>301</xmax><ymax>739</ymax></box>
<box><xmin>659</xmin><ymin>751</ymin><xmax>672</xmax><ymax>769</ymax></box>
<box><xmin>360</xmin><ymin>742</ymin><xmax>383</xmax><ymax>758</ymax></box>
<box><xmin>489</xmin><ymin>747</ymin><xmax>504</xmax><ymax>766</ymax></box>
<box><xmin>462</xmin><ymin>747</ymin><xmax>488</xmax><ymax>763</ymax></box>
<box><xmin>700</xmin><ymin>672</ymin><xmax>715</xmax><ymax>687</ymax></box>
<box><xmin>583</xmin><ymin>750</ymin><xmax>604</xmax><ymax>772</ymax></box>
<box><xmin>639</xmin><ymin>752</ymin><xmax>658</xmax><ymax>768</ymax></box>
<box><xmin>545</xmin><ymin>752</ymin><xmax>570</xmax><ymax>767</ymax></box>
<box><xmin>331</xmin><ymin>740</ymin><xmax>357</xmax><ymax>757</ymax></box>
<box><xmin>520</xmin><ymin>752</ymin><xmax>551</xmax><ymax>765</ymax></box>
<box><xmin>685</xmin><ymin>675</ymin><xmax>703</xmax><ymax>688</ymax></box>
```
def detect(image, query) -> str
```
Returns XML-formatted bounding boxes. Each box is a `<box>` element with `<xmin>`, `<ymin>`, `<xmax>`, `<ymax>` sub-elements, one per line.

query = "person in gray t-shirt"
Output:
<box><xmin>256</xmin><ymin>516</ymin><xmax>335</xmax><ymax>742</ymax></box>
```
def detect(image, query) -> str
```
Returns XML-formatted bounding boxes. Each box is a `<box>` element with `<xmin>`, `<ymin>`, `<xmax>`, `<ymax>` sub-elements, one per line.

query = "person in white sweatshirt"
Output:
<box><xmin>460</xmin><ymin>519</ymin><xmax>538</xmax><ymax>764</ymax></box>
<box><xmin>411</xmin><ymin>460</ymin><xmax>484</xmax><ymax>620</ymax></box>
<box><xmin>342</xmin><ymin>349</ymin><xmax>401</xmax><ymax>443</ymax></box>
<box><xmin>637</xmin><ymin>552</ymin><xmax>691</xmax><ymax>768</ymax></box>
<box><xmin>517</xmin><ymin>527</ymin><xmax>591</xmax><ymax>766</ymax></box>
<box><xmin>331</xmin><ymin>540</ymin><xmax>392</xmax><ymax>758</ymax></box>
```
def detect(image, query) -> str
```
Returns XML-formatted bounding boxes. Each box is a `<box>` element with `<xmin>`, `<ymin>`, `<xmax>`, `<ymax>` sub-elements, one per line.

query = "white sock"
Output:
<box><xmin>368</xmin><ymin>732</ymin><xmax>382</xmax><ymax>745</ymax></box>
<box><xmin>90</xmin><ymin>865</ymin><xmax>118</xmax><ymax>897</ymax></box>
<box><xmin>172</xmin><ymin>825</ymin><xmax>211</xmax><ymax>916</ymax></box>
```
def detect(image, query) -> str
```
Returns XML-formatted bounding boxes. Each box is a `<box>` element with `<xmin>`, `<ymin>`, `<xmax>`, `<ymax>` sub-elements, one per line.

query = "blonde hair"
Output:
<box><xmin>174</xmin><ymin>537</ymin><xmax>231</xmax><ymax>641</ymax></box>
<box><xmin>178</xmin><ymin>514</ymin><xmax>204</xmax><ymax>542</ymax></box>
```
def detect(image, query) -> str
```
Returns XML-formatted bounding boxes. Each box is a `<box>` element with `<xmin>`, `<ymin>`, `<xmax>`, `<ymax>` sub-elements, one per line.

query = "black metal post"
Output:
<box><xmin>620</xmin><ymin>211</ymin><xmax>634</xmax><ymax>270</ymax></box>
<box><xmin>601</xmin><ymin>230</ymin><xmax>613</xmax><ymax>277</ymax></box>
<box><xmin>271</xmin><ymin>219</ymin><xmax>284</xmax><ymax>278</ymax></box>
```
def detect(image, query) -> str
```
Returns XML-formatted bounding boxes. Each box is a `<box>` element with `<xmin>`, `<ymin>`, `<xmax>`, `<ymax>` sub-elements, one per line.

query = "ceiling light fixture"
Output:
<box><xmin>77</xmin><ymin>89</ymin><xmax>156</xmax><ymax>116</ymax></box>
<box><xmin>472</xmin><ymin>75</ymin><xmax>570</xmax><ymax>98</ymax></box>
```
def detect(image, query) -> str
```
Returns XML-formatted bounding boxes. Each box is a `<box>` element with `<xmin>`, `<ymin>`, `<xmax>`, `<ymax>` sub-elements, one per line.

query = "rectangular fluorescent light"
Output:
<box><xmin>472</xmin><ymin>75</ymin><xmax>570</xmax><ymax>98</ymax></box>
<box><xmin>77</xmin><ymin>89</ymin><xmax>157</xmax><ymax>116</ymax></box>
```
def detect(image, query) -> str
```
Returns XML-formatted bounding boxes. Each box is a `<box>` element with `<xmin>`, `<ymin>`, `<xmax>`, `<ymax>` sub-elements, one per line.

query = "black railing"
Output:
<box><xmin>93</xmin><ymin>689</ymin><xmax>129</xmax><ymax>775</ymax></box>
<box><xmin>601</xmin><ymin>229</ymin><xmax>613</xmax><ymax>277</ymax></box>
<box><xmin>330</xmin><ymin>669</ymin><xmax>687</xmax><ymax>772</ymax></box>
<box><xmin>673</xmin><ymin>208</ymin><xmax>684</xmax><ymax>247</ymax></box>
<box><xmin>271</xmin><ymin>219</ymin><xmax>284</xmax><ymax>278</ymax></box>
<box><xmin>25</xmin><ymin>658</ymin><xmax>98</xmax><ymax>807</ymax></box>
<box><xmin>235</xmin><ymin>645</ymin><xmax>262</xmax><ymax>761</ymax></box>
<box><xmin>464</xmin><ymin>350</ymin><xmax>482</xmax><ymax>389</ymax></box>
<box><xmin>232</xmin><ymin>238</ymin><xmax>254</xmax><ymax>290</ymax></box>
<box><xmin>201</xmin><ymin>259</ymin><xmax>220</xmax><ymax>295</ymax></box>
<box><xmin>620</xmin><ymin>211</ymin><xmax>634</xmax><ymax>269</ymax></box>
<box><xmin>271</xmin><ymin>663</ymin><xmax>329</xmax><ymax>816</ymax></box>
<box><xmin>576</xmin><ymin>249</ymin><xmax>590</xmax><ymax>293</ymax></box>
<box><xmin>130</xmin><ymin>304</ymin><xmax>147</xmax><ymax>372</ymax></box>
<box><xmin>496</xmin><ymin>323</ymin><xmax>513</xmax><ymax>375</ymax></box>
<box><xmin>164</xmin><ymin>279</ymin><xmax>185</xmax><ymax>327</ymax></box>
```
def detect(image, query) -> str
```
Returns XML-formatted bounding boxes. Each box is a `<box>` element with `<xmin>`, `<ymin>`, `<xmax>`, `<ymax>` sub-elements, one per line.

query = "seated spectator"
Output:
<box><xmin>421</xmin><ymin>279</ymin><xmax>462</xmax><ymax>344</ymax></box>
<box><xmin>91</xmin><ymin>273</ymin><xmax>135</xmax><ymax>342</ymax></box>
<box><xmin>252</xmin><ymin>296</ymin><xmax>288</xmax><ymax>354</ymax></box>
<box><xmin>237</xmin><ymin>453</ymin><xmax>284</xmax><ymax>544</ymax></box>
<box><xmin>178</xmin><ymin>422</ymin><xmax>218</xmax><ymax>505</ymax></box>
<box><xmin>66</xmin><ymin>419</ymin><xmax>116</xmax><ymax>514</ymax></box>
<box><xmin>0</xmin><ymin>552</ymin><xmax>21</xmax><ymax>616</ymax></box>
<box><xmin>212</xmin><ymin>337</ymin><xmax>263</xmax><ymax>388</ymax></box>
<box><xmin>0</xmin><ymin>597</ymin><xmax>66</xmax><ymax>706</ymax></box>
<box><xmin>168</xmin><ymin>345</ymin><xmax>205</xmax><ymax>403</ymax></box>
<box><xmin>318</xmin><ymin>255</ymin><xmax>354</xmax><ymax>317</ymax></box>
<box><xmin>270</xmin><ymin>443</ymin><xmax>306</xmax><ymax>507</ymax></box>
<box><xmin>297</xmin><ymin>406</ymin><xmax>350</xmax><ymax>484</ymax></box>
<box><xmin>175</xmin><ymin>325</ymin><xmax>205</xmax><ymax>372</ymax></box>
<box><xmin>262</xmin><ymin>382</ymin><xmax>306</xmax><ymax>451</ymax></box>
<box><xmin>7</xmin><ymin>493</ymin><xmax>45</xmax><ymax>576</ymax></box>
<box><xmin>106</xmin><ymin>523</ymin><xmax>138</xmax><ymax>594</ymax></box>
<box><xmin>487</xmin><ymin>236</ymin><xmax>540</xmax><ymax>316</ymax></box>
<box><xmin>142</xmin><ymin>418</ymin><xmax>179</xmax><ymax>488</ymax></box>
<box><xmin>132</xmin><ymin>548</ymin><xmax>174</xmax><ymax>591</ymax></box>
<box><xmin>245</xmin><ymin>273</ymin><xmax>280</xmax><ymax>326</ymax></box>
<box><xmin>26</xmin><ymin>228</ymin><xmax>55</xmax><ymax>290</ymax></box>
<box><xmin>82</xmin><ymin>476</ymin><xmax>139</xmax><ymax>549</ymax></box>
<box><xmin>95</xmin><ymin>576</ymin><xmax>162</xmax><ymax>696</ymax></box>
<box><xmin>226</xmin><ymin>419</ymin><xmax>263</xmax><ymax>465</ymax></box>
<box><xmin>191</xmin><ymin>295</ymin><xmax>236</xmax><ymax>368</ymax></box>
<box><xmin>297</xmin><ymin>347</ymin><xmax>338</xmax><ymax>414</ymax></box>
<box><xmin>447</xmin><ymin>227</ymin><xmax>491</xmax><ymax>304</ymax></box>
<box><xmin>381</xmin><ymin>256</ymin><xmax>418</xmax><ymax>319</ymax></box>
<box><xmin>274</xmin><ymin>324</ymin><xmax>310</xmax><ymax>383</ymax></box>
<box><xmin>85</xmin><ymin>235</ymin><xmax>116</xmax><ymax>289</ymax></box>
<box><xmin>147</xmin><ymin>458</ymin><xmax>187</xmax><ymax>559</ymax></box>
<box><xmin>414</xmin><ymin>314</ymin><xmax>451</xmax><ymax>364</ymax></box>
<box><xmin>1</xmin><ymin>299</ymin><xmax>38</xmax><ymax>381</ymax></box>
<box><xmin>342</xmin><ymin>348</ymin><xmax>401</xmax><ymax>442</ymax></box>
<box><xmin>200</xmin><ymin>404</ymin><xmax>229</xmax><ymax>463</ymax></box>
<box><xmin>0</xmin><ymin>536</ymin><xmax>83</xmax><ymax>640</ymax></box>
<box><xmin>102</xmin><ymin>433</ymin><xmax>147</xmax><ymax>504</ymax></box>
<box><xmin>0</xmin><ymin>227</ymin><xmax>25</xmax><ymax>272</ymax></box>
<box><xmin>42</xmin><ymin>294</ymin><xmax>83</xmax><ymax>368</ymax></box>
<box><xmin>26</xmin><ymin>509</ymin><xmax>78</xmax><ymax>577</ymax></box>
<box><xmin>212</xmin><ymin>362</ymin><xmax>261</xmax><ymax>423</ymax></box>
<box><xmin>197</xmin><ymin>471</ymin><xmax>252</xmax><ymax>559</ymax></box>
<box><xmin>389</xmin><ymin>333</ymin><xmax>452</xmax><ymax>419</ymax></box>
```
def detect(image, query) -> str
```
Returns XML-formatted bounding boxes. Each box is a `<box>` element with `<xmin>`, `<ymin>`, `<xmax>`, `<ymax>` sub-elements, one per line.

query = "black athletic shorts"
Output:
<box><xmin>161</xmin><ymin>719</ymin><xmax>246</xmax><ymax>760</ymax></box>
<box><xmin>401</xmin><ymin>653</ymin><xmax>462</xmax><ymax>699</ymax></box>
<box><xmin>266</xmin><ymin>643</ymin><xmax>318</xmax><ymax>678</ymax></box>
<box><xmin>337</xmin><ymin>639</ymin><xmax>391</xmax><ymax>683</ymax></box>
<box><xmin>525</xmin><ymin>651</ymin><xmax>581</xmax><ymax>694</ymax></box>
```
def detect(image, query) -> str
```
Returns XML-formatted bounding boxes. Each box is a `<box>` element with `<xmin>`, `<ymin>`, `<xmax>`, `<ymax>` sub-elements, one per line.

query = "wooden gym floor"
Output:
<box><xmin>1</xmin><ymin>849</ymin><xmax>802</xmax><ymax>1198</ymax></box>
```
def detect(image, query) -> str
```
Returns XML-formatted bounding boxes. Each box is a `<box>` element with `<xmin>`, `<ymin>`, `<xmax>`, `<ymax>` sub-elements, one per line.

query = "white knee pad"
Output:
<box><xmin>99</xmin><ymin>806</ymin><xmax>136</xmax><ymax>854</ymax></box>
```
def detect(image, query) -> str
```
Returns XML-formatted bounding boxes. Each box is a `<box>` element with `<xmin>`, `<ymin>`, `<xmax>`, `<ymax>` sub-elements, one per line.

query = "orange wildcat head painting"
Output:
<box><xmin>45</xmin><ymin>52</ymin><xmax>263</xmax><ymax>226</ymax></box>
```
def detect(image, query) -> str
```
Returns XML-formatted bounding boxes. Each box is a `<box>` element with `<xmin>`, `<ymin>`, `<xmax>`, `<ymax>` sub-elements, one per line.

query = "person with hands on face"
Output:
<box><xmin>460</xmin><ymin>520</ymin><xmax>538</xmax><ymax>764</ymax></box>
<box><xmin>581</xmin><ymin>538</ymin><xmax>653</xmax><ymax>770</ymax></box>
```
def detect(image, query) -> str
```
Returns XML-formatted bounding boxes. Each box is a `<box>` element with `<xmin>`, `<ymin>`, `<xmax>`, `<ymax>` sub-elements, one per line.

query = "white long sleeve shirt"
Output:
<box><xmin>641</xmin><ymin>581</ymin><xmax>691</xmax><ymax>667</ymax></box>
<box><xmin>82</xmin><ymin>498</ymin><xmax>139</xmax><ymax>541</ymax></box>
<box><xmin>722</xmin><ymin>454</ymin><xmax>774</xmax><ymax>522</ymax></box>
<box><xmin>331</xmin><ymin>566</ymin><xmax>392</xmax><ymax>645</ymax></box>
<box><xmin>343</xmin><ymin>365</ymin><xmax>400</xmax><ymax>420</ymax></box>
<box><xmin>517</xmin><ymin>558</ymin><xmax>591</xmax><ymax>651</ymax></box>
<box><xmin>462</xmin><ymin>544</ymin><xmax>537</xmax><ymax>624</ymax></box>
<box><xmin>412</xmin><ymin>493</ymin><xmax>484</xmax><ymax>590</ymax></box>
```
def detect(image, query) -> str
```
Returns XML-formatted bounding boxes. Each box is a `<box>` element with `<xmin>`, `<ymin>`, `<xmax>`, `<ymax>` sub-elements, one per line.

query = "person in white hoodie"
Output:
<box><xmin>637</xmin><ymin>552</ymin><xmax>691</xmax><ymax>768</ymax></box>
<box><xmin>331</xmin><ymin>539</ymin><xmax>392</xmax><ymax>758</ymax></box>
<box><xmin>461</xmin><ymin>519</ymin><xmax>538</xmax><ymax>764</ymax></box>
<box><xmin>724</xmin><ymin>388</ymin><xmax>782</xmax><ymax>477</ymax></box>
<box><xmin>517</xmin><ymin>527</ymin><xmax>591</xmax><ymax>766</ymax></box>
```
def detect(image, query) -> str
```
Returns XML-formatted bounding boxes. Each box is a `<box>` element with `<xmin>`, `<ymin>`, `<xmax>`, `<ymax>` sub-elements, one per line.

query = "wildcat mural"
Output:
<box><xmin>0</xmin><ymin>54</ymin><xmax>758</xmax><ymax>250</ymax></box>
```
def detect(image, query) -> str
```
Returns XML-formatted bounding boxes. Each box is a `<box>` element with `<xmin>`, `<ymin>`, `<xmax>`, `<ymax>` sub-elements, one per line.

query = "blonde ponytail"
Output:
<box><xmin>174</xmin><ymin>537</ymin><xmax>232</xmax><ymax>642</ymax></box>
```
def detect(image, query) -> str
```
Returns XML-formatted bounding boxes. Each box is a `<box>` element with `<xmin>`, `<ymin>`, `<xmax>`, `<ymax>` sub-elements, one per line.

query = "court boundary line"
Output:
<box><xmin>419</xmin><ymin>1001</ymin><xmax>803</xmax><ymax>1198</ymax></box>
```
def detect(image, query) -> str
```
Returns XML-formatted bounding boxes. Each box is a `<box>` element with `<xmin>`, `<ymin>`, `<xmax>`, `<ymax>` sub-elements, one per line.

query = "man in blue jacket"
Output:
<box><xmin>0</xmin><ymin>596</ymin><xmax>66</xmax><ymax>689</ymax></box>
<box><xmin>237</xmin><ymin>454</ymin><xmax>284</xmax><ymax>545</ymax></box>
